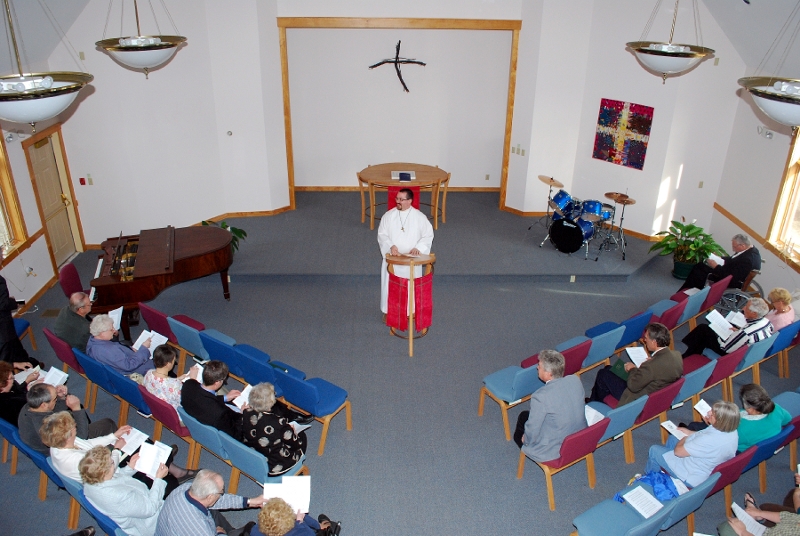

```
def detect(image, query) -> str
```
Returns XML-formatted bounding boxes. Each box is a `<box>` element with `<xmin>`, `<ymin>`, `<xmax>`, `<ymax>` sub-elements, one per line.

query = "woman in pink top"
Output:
<box><xmin>142</xmin><ymin>345</ymin><xmax>198</xmax><ymax>409</ymax></box>
<box><xmin>765</xmin><ymin>288</ymin><xmax>795</xmax><ymax>330</ymax></box>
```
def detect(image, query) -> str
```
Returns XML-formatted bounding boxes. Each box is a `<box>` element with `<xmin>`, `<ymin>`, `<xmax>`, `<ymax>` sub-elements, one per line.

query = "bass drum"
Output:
<box><xmin>550</xmin><ymin>218</ymin><xmax>594</xmax><ymax>253</ymax></box>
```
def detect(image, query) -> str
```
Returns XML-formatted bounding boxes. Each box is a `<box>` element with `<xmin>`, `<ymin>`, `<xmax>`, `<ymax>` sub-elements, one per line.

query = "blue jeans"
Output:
<box><xmin>645</xmin><ymin>436</ymin><xmax>680</xmax><ymax>478</ymax></box>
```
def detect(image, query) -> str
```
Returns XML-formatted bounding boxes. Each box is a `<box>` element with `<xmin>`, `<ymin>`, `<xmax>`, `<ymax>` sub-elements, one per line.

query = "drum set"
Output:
<box><xmin>536</xmin><ymin>175</ymin><xmax>634</xmax><ymax>261</ymax></box>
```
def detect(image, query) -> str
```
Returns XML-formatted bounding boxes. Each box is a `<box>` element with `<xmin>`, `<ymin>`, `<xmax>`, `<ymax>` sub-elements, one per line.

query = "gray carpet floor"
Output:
<box><xmin>2</xmin><ymin>192</ymin><xmax>798</xmax><ymax>536</ymax></box>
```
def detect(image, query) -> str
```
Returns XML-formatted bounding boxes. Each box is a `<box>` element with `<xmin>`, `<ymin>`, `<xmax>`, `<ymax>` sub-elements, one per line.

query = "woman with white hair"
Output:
<box><xmin>242</xmin><ymin>382</ymin><xmax>307</xmax><ymax>476</ymax></box>
<box><xmin>85</xmin><ymin>314</ymin><xmax>154</xmax><ymax>375</ymax></box>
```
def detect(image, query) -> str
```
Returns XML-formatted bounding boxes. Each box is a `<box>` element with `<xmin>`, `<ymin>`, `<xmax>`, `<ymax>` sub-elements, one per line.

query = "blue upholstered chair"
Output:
<box><xmin>579</xmin><ymin>325</ymin><xmax>626</xmax><ymax>374</ymax></box>
<box><xmin>571</xmin><ymin>492</ymin><xmax>676</xmax><ymax>536</ymax></box>
<box><xmin>48</xmin><ymin>459</ymin><xmax>126</xmax><ymax>535</ymax></box>
<box><xmin>13</xmin><ymin>426</ymin><xmax>64</xmax><ymax>500</ymax></box>
<box><xmin>741</xmin><ymin>425</ymin><xmax>794</xmax><ymax>493</ymax></box>
<box><xmin>584</xmin><ymin>311</ymin><xmax>653</xmax><ymax>353</ymax></box>
<box><xmin>478</xmin><ymin>365</ymin><xmax>544</xmax><ymax>441</ymax></box>
<box><xmin>13</xmin><ymin>317</ymin><xmax>36</xmax><ymax>350</ymax></box>
<box><xmin>272</xmin><ymin>369</ymin><xmax>352</xmax><ymax>456</ymax></box>
<box><xmin>198</xmin><ymin>330</ymin><xmax>244</xmax><ymax>380</ymax></box>
<box><xmin>235</xmin><ymin>344</ymin><xmax>305</xmax><ymax>380</ymax></box>
<box><xmin>167</xmin><ymin>317</ymin><xmax>211</xmax><ymax>363</ymax></box>
<box><xmin>73</xmin><ymin>349</ymin><xmax>119</xmax><ymax>415</ymax></box>
<box><xmin>726</xmin><ymin>333</ymin><xmax>778</xmax><ymax>389</ymax></box>
<box><xmin>676</xmin><ymin>285</ymin><xmax>711</xmax><ymax>327</ymax></box>
<box><xmin>588</xmin><ymin>394</ymin><xmax>648</xmax><ymax>446</ymax></box>
<box><xmin>671</xmin><ymin>359</ymin><xmax>716</xmax><ymax>409</ymax></box>
<box><xmin>764</xmin><ymin>320</ymin><xmax>800</xmax><ymax>378</ymax></box>
<box><xmin>104</xmin><ymin>366</ymin><xmax>153</xmax><ymax>425</ymax></box>
<box><xmin>659</xmin><ymin>472</ymin><xmax>720</xmax><ymax>533</ymax></box>
<box><xmin>0</xmin><ymin>416</ymin><xmax>20</xmax><ymax>472</ymax></box>
<box><xmin>177</xmin><ymin>406</ymin><xmax>230</xmax><ymax>470</ymax></box>
<box><xmin>217</xmin><ymin>431</ymin><xmax>308</xmax><ymax>491</ymax></box>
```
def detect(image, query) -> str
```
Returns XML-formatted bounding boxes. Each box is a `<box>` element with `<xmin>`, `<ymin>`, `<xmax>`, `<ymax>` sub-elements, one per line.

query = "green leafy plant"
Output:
<box><xmin>649</xmin><ymin>219</ymin><xmax>727</xmax><ymax>264</ymax></box>
<box><xmin>201</xmin><ymin>220</ymin><xmax>247</xmax><ymax>252</ymax></box>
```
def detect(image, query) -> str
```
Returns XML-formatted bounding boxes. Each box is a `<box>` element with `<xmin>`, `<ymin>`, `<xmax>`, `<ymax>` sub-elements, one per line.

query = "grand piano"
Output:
<box><xmin>90</xmin><ymin>225</ymin><xmax>233</xmax><ymax>338</ymax></box>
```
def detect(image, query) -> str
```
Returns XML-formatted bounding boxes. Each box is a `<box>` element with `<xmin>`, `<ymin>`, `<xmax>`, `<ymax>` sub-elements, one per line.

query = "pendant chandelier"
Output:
<box><xmin>0</xmin><ymin>0</ymin><xmax>93</xmax><ymax>131</ymax></box>
<box><xmin>96</xmin><ymin>0</ymin><xmax>186</xmax><ymax>78</ymax></box>
<box><xmin>738</xmin><ymin>0</ymin><xmax>800</xmax><ymax>127</ymax></box>
<box><xmin>627</xmin><ymin>0</ymin><xmax>714</xmax><ymax>83</ymax></box>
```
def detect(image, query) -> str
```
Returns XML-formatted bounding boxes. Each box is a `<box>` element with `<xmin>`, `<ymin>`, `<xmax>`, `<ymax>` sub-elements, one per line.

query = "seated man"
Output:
<box><xmin>513</xmin><ymin>349</ymin><xmax>586</xmax><ymax>462</ymax></box>
<box><xmin>682</xmin><ymin>297</ymin><xmax>773</xmax><ymax>358</ymax></box>
<box><xmin>181</xmin><ymin>360</ymin><xmax>245</xmax><ymax>440</ymax></box>
<box><xmin>182</xmin><ymin>361</ymin><xmax>312</xmax><ymax>443</ymax></box>
<box><xmin>18</xmin><ymin>382</ymin><xmax>116</xmax><ymax>454</ymax></box>
<box><xmin>154</xmin><ymin>469</ymin><xmax>266</xmax><ymax>536</ymax></box>
<box><xmin>588</xmin><ymin>323</ymin><xmax>683</xmax><ymax>405</ymax></box>
<box><xmin>679</xmin><ymin>233</ymin><xmax>761</xmax><ymax>291</ymax></box>
<box><xmin>54</xmin><ymin>292</ymin><xmax>92</xmax><ymax>352</ymax></box>
<box><xmin>86</xmin><ymin>314</ymin><xmax>154</xmax><ymax>375</ymax></box>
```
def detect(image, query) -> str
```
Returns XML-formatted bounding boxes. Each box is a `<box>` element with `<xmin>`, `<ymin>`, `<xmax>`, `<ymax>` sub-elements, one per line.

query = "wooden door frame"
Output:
<box><xmin>276</xmin><ymin>17</ymin><xmax>522</xmax><ymax>211</ymax></box>
<box><xmin>21</xmin><ymin>123</ymin><xmax>86</xmax><ymax>275</ymax></box>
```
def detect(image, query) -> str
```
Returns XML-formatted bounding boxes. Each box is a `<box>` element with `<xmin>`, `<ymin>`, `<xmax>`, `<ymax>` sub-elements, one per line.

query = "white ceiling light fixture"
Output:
<box><xmin>738</xmin><ymin>0</ymin><xmax>800</xmax><ymax>128</ymax></box>
<box><xmin>96</xmin><ymin>0</ymin><xmax>186</xmax><ymax>78</ymax></box>
<box><xmin>627</xmin><ymin>0</ymin><xmax>714</xmax><ymax>83</ymax></box>
<box><xmin>0</xmin><ymin>0</ymin><xmax>93</xmax><ymax>132</ymax></box>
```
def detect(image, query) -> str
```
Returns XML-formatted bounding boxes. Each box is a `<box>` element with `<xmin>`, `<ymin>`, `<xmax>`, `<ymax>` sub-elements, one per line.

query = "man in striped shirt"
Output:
<box><xmin>155</xmin><ymin>469</ymin><xmax>266</xmax><ymax>536</ymax></box>
<box><xmin>681</xmin><ymin>297</ymin><xmax>773</xmax><ymax>358</ymax></box>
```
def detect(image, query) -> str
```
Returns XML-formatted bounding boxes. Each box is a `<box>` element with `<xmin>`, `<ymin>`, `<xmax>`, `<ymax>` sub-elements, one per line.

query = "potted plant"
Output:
<box><xmin>201</xmin><ymin>220</ymin><xmax>247</xmax><ymax>253</ymax></box>
<box><xmin>649</xmin><ymin>219</ymin><xmax>727</xmax><ymax>279</ymax></box>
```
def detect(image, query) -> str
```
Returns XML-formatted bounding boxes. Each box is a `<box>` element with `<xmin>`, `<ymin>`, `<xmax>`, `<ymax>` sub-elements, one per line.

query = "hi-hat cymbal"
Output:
<box><xmin>538</xmin><ymin>175</ymin><xmax>564</xmax><ymax>188</ymax></box>
<box><xmin>605</xmin><ymin>191</ymin><xmax>630</xmax><ymax>203</ymax></box>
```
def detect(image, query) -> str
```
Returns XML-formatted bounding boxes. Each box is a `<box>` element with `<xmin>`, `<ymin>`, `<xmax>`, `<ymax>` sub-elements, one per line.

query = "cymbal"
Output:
<box><xmin>538</xmin><ymin>175</ymin><xmax>564</xmax><ymax>188</ymax></box>
<box><xmin>605</xmin><ymin>191</ymin><xmax>631</xmax><ymax>203</ymax></box>
<box><xmin>617</xmin><ymin>197</ymin><xmax>636</xmax><ymax>205</ymax></box>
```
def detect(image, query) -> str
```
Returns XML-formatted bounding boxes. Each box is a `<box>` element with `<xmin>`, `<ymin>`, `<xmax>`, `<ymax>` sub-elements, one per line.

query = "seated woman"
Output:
<box><xmin>0</xmin><ymin>360</ymin><xmax>40</xmax><ymax>426</ymax></box>
<box><xmin>242</xmin><ymin>383</ymin><xmax>307</xmax><ymax>476</ymax></box>
<box><xmin>142</xmin><ymin>345</ymin><xmax>198</xmax><ymax>409</ymax></box>
<box><xmin>766</xmin><ymin>287</ymin><xmax>796</xmax><ymax>330</ymax></box>
<box><xmin>645</xmin><ymin>400</ymin><xmax>740</xmax><ymax>487</ymax></box>
<box><xmin>253</xmin><ymin>497</ymin><xmax>340</xmax><ymax>536</ymax></box>
<box><xmin>40</xmin><ymin>411</ymin><xmax>190</xmax><ymax>496</ymax></box>
<box><xmin>682</xmin><ymin>384</ymin><xmax>791</xmax><ymax>452</ymax></box>
<box><xmin>85</xmin><ymin>314</ymin><xmax>154</xmax><ymax>375</ymax></box>
<box><xmin>80</xmin><ymin>445</ymin><xmax>167</xmax><ymax>536</ymax></box>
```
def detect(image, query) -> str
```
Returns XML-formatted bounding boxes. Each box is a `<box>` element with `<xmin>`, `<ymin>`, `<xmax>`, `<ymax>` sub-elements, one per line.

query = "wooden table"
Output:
<box><xmin>357</xmin><ymin>163</ymin><xmax>449</xmax><ymax>230</ymax></box>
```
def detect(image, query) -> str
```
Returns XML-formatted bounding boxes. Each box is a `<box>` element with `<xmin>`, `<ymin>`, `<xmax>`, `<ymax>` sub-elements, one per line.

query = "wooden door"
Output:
<box><xmin>27</xmin><ymin>136</ymin><xmax>76</xmax><ymax>266</ymax></box>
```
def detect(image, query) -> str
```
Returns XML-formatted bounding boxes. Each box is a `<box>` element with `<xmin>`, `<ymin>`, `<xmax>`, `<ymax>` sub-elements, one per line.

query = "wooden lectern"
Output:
<box><xmin>385</xmin><ymin>252</ymin><xmax>435</xmax><ymax>357</ymax></box>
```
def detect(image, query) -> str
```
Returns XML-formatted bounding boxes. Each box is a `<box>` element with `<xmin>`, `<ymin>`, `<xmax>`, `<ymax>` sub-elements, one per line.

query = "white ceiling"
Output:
<box><xmin>0</xmin><ymin>1</ymin><xmax>797</xmax><ymax>81</ymax></box>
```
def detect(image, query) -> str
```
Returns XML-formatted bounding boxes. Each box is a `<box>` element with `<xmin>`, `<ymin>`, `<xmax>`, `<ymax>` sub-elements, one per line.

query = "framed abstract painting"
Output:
<box><xmin>592</xmin><ymin>98</ymin><xmax>654</xmax><ymax>170</ymax></box>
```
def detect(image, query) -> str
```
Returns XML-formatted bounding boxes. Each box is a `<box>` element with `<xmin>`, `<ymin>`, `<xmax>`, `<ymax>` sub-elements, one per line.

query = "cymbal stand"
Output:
<box><xmin>529</xmin><ymin>184</ymin><xmax>555</xmax><ymax>230</ymax></box>
<box><xmin>594</xmin><ymin>206</ymin><xmax>619</xmax><ymax>261</ymax></box>
<box><xmin>617</xmin><ymin>202</ymin><xmax>628</xmax><ymax>261</ymax></box>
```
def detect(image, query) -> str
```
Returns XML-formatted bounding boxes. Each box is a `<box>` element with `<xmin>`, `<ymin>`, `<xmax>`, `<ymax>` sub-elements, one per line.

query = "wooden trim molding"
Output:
<box><xmin>0</xmin><ymin>228</ymin><xmax>44</xmax><ymax>270</ymax></box>
<box><xmin>294</xmin><ymin>186</ymin><xmax>501</xmax><ymax>192</ymax></box>
<box><xmin>276</xmin><ymin>17</ymin><xmax>521</xmax><ymax>213</ymax></box>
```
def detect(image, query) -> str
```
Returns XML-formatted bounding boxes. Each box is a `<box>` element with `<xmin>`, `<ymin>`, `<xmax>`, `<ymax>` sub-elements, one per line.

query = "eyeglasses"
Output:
<box><xmin>395</xmin><ymin>197</ymin><xmax>411</xmax><ymax>202</ymax></box>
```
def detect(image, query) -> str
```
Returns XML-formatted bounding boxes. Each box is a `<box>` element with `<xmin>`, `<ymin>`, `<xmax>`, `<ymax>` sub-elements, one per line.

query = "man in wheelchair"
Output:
<box><xmin>679</xmin><ymin>234</ymin><xmax>760</xmax><ymax>292</ymax></box>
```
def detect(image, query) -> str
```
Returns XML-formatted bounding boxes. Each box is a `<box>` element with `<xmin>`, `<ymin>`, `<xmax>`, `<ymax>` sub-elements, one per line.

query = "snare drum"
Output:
<box><xmin>549</xmin><ymin>189</ymin><xmax>574</xmax><ymax>217</ymax></box>
<box><xmin>550</xmin><ymin>218</ymin><xmax>595</xmax><ymax>253</ymax></box>
<box><xmin>581</xmin><ymin>200</ymin><xmax>604</xmax><ymax>222</ymax></box>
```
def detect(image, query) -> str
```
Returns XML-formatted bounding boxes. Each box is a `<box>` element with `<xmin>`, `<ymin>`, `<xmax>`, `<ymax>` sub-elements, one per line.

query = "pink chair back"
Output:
<box><xmin>702</xmin><ymin>275</ymin><xmax>733</xmax><ymax>311</ymax></box>
<box><xmin>709</xmin><ymin>446</ymin><xmax>757</xmax><ymax>497</ymax></box>
<box><xmin>655</xmin><ymin>300</ymin><xmax>688</xmax><ymax>330</ymax></box>
<box><xmin>139</xmin><ymin>302</ymin><xmax>178</xmax><ymax>345</ymax></box>
<box><xmin>58</xmin><ymin>263</ymin><xmax>85</xmax><ymax>299</ymax></box>
<box><xmin>521</xmin><ymin>352</ymin><xmax>539</xmax><ymax>369</ymax></box>
<box><xmin>634</xmin><ymin>378</ymin><xmax>685</xmax><ymax>425</ymax></box>
<box><xmin>562</xmin><ymin>339</ymin><xmax>593</xmax><ymax>376</ymax></box>
<box><xmin>42</xmin><ymin>328</ymin><xmax>84</xmax><ymax>374</ymax></box>
<box><xmin>704</xmin><ymin>346</ymin><xmax>748</xmax><ymax>388</ymax></box>
<box><xmin>542</xmin><ymin>418</ymin><xmax>610</xmax><ymax>469</ymax></box>
<box><xmin>387</xmin><ymin>186</ymin><xmax>421</xmax><ymax>210</ymax></box>
<box><xmin>137</xmin><ymin>385</ymin><xmax>191</xmax><ymax>438</ymax></box>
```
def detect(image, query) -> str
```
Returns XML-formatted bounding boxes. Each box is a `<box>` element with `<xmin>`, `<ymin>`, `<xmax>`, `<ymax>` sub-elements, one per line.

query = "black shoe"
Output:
<box><xmin>294</xmin><ymin>413</ymin><xmax>314</xmax><ymax>425</ymax></box>
<box><xmin>67</xmin><ymin>527</ymin><xmax>96</xmax><ymax>536</ymax></box>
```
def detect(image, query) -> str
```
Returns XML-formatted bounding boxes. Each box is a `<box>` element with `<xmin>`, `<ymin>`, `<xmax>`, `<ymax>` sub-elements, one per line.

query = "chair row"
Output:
<box><xmin>0</xmin><ymin>416</ymin><xmax>125</xmax><ymax>534</ymax></box>
<box><xmin>140</xmin><ymin>303</ymin><xmax>353</xmax><ymax>456</ymax></box>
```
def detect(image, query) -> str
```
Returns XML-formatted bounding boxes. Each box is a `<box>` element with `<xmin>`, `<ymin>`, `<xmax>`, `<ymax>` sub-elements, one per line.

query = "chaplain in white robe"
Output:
<box><xmin>377</xmin><ymin>188</ymin><xmax>434</xmax><ymax>314</ymax></box>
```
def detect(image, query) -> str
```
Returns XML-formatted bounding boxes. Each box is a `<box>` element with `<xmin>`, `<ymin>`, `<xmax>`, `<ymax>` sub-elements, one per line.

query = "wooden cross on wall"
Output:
<box><xmin>369</xmin><ymin>40</ymin><xmax>426</xmax><ymax>92</ymax></box>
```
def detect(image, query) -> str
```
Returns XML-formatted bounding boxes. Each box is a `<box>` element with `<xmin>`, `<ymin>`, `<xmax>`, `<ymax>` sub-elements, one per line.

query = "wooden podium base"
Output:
<box><xmin>386</xmin><ymin>252</ymin><xmax>435</xmax><ymax>357</ymax></box>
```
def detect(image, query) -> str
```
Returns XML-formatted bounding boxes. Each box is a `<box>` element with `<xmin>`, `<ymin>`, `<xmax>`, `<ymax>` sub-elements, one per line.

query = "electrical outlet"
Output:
<box><xmin>714</xmin><ymin>58</ymin><xmax>719</xmax><ymax>66</ymax></box>
<box><xmin>698</xmin><ymin>181</ymin><xmax>703</xmax><ymax>188</ymax></box>
<box><xmin>87</xmin><ymin>173</ymin><xmax>93</xmax><ymax>185</ymax></box>
<box><xmin>79</xmin><ymin>51</ymin><xmax>85</xmax><ymax>61</ymax></box>
<box><xmin>521</xmin><ymin>149</ymin><xmax>525</xmax><ymax>156</ymax></box>
<box><xmin>570</xmin><ymin>275</ymin><xmax>576</xmax><ymax>283</ymax></box>
<box><xmin>485</xmin><ymin>174</ymin><xmax>490</xmax><ymax>181</ymax></box>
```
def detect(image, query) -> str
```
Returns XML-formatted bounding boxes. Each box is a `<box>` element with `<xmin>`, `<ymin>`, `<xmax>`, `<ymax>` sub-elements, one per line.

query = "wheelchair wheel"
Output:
<box><xmin>716</xmin><ymin>289</ymin><xmax>751</xmax><ymax>314</ymax></box>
